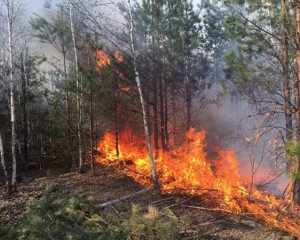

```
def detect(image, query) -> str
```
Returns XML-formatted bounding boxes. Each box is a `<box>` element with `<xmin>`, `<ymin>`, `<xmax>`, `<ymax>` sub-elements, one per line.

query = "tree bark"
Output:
<box><xmin>127</xmin><ymin>0</ymin><xmax>160</xmax><ymax>193</ymax></box>
<box><xmin>185</xmin><ymin>59</ymin><xmax>192</xmax><ymax>131</ymax></box>
<box><xmin>164</xmin><ymin>75</ymin><xmax>169</xmax><ymax>148</ymax></box>
<box><xmin>156</xmin><ymin>1</ymin><xmax>166</xmax><ymax>150</ymax></box>
<box><xmin>21</xmin><ymin>51</ymin><xmax>29</xmax><ymax>167</ymax></box>
<box><xmin>153</xmin><ymin>77</ymin><xmax>159</xmax><ymax>150</ymax></box>
<box><xmin>280</xmin><ymin>0</ymin><xmax>292</xmax><ymax>141</ymax></box>
<box><xmin>0</xmin><ymin>132</ymin><xmax>8</xmax><ymax>185</ymax></box>
<box><xmin>69</xmin><ymin>0</ymin><xmax>83</xmax><ymax>173</ymax></box>
<box><xmin>115</xmin><ymin>91</ymin><xmax>120</xmax><ymax>157</ymax></box>
<box><xmin>5</xmin><ymin>1</ymin><xmax>17</xmax><ymax>192</ymax></box>
<box><xmin>63</xmin><ymin>49</ymin><xmax>75</xmax><ymax>168</ymax></box>
<box><xmin>183</xmin><ymin>0</ymin><xmax>191</xmax><ymax>130</ymax></box>
<box><xmin>171</xmin><ymin>87</ymin><xmax>177</xmax><ymax>146</ymax></box>
<box><xmin>90</xmin><ymin>80</ymin><xmax>95</xmax><ymax>175</ymax></box>
<box><xmin>60</xmin><ymin>7</ymin><xmax>72</xmax><ymax>155</ymax></box>
<box><xmin>159</xmin><ymin>76</ymin><xmax>166</xmax><ymax>149</ymax></box>
<box><xmin>40</xmin><ymin>131</ymin><xmax>43</xmax><ymax>171</ymax></box>
<box><xmin>293</xmin><ymin>0</ymin><xmax>300</xmax><ymax>204</ymax></box>
<box><xmin>151</xmin><ymin>0</ymin><xmax>160</xmax><ymax>151</ymax></box>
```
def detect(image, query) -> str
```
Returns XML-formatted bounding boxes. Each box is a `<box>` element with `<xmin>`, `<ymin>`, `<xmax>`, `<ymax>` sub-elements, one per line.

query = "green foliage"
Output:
<box><xmin>126</xmin><ymin>205</ymin><xmax>179</xmax><ymax>240</ymax></box>
<box><xmin>30</xmin><ymin>5</ymin><xmax>71</xmax><ymax>54</ymax></box>
<box><xmin>223</xmin><ymin>0</ymin><xmax>286</xmax><ymax>99</ymax></box>
<box><xmin>1</xmin><ymin>189</ymin><xmax>179</xmax><ymax>240</ymax></box>
<box><xmin>286</xmin><ymin>141</ymin><xmax>300</xmax><ymax>180</ymax></box>
<box><xmin>286</xmin><ymin>140</ymin><xmax>300</xmax><ymax>163</ymax></box>
<box><xmin>18</xmin><ymin>188</ymin><xmax>123</xmax><ymax>240</ymax></box>
<box><xmin>0</xmin><ymin>225</ymin><xmax>18</xmax><ymax>240</ymax></box>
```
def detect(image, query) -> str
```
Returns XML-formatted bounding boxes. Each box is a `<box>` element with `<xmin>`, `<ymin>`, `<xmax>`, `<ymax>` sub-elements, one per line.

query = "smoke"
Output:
<box><xmin>193</xmin><ymin>84</ymin><xmax>289</xmax><ymax>196</ymax></box>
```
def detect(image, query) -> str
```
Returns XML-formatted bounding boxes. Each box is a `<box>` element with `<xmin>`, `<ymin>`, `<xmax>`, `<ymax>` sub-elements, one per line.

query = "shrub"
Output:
<box><xmin>0</xmin><ymin>225</ymin><xmax>18</xmax><ymax>240</ymax></box>
<box><xmin>126</xmin><ymin>204</ymin><xmax>179</xmax><ymax>240</ymax></box>
<box><xmin>1</xmin><ymin>188</ymin><xmax>179</xmax><ymax>240</ymax></box>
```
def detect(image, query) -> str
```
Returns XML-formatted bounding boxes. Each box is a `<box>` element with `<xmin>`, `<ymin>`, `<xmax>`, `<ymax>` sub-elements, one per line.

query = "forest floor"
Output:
<box><xmin>0</xmin><ymin>164</ymin><xmax>296</xmax><ymax>240</ymax></box>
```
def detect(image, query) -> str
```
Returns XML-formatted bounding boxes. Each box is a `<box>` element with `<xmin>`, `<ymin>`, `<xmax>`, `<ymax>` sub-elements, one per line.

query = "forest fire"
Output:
<box><xmin>96</xmin><ymin>128</ymin><xmax>300</xmax><ymax>236</ymax></box>
<box><xmin>96</xmin><ymin>49</ymin><xmax>111</xmax><ymax>69</ymax></box>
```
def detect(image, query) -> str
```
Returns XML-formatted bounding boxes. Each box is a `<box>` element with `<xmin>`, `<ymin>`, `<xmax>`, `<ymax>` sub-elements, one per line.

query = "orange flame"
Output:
<box><xmin>114</xmin><ymin>50</ymin><xmax>123</xmax><ymax>63</ymax></box>
<box><xmin>96</xmin><ymin>49</ymin><xmax>111</xmax><ymax>69</ymax></box>
<box><xmin>96</xmin><ymin>128</ymin><xmax>300</xmax><ymax>236</ymax></box>
<box><xmin>120</xmin><ymin>87</ymin><xmax>130</xmax><ymax>91</ymax></box>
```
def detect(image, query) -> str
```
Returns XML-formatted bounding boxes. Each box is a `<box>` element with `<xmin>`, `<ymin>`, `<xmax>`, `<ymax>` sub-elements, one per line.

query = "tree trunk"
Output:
<box><xmin>61</xmin><ymin>7</ymin><xmax>72</xmax><ymax>157</ymax></box>
<box><xmin>159</xmin><ymin>76</ymin><xmax>166</xmax><ymax>150</ymax></box>
<box><xmin>280</xmin><ymin>0</ymin><xmax>293</xmax><ymax>141</ymax></box>
<box><xmin>171</xmin><ymin>87</ymin><xmax>177</xmax><ymax>146</ymax></box>
<box><xmin>69</xmin><ymin>0</ymin><xmax>83</xmax><ymax>173</ymax></box>
<box><xmin>153</xmin><ymin>77</ymin><xmax>159</xmax><ymax>150</ymax></box>
<box><xmin>151</xmin><ymin>0</ymin><xmax>159</xmax><ymax>151</ymax></box>
<box><xmin>6</xmin><ymin>1</ymin><xmax>17</xmax><ymax>192</ymax></box>
<box><xmin>185</xmin><ymin>62</ymin><xmax>191</xmax><ymax>130</ymax></box>
<box><xmin>21</xmin><ymin>52</ymin><xmax>29</xmax><ymax>167</ymax></box>
<box><xmin>63</xmin><ymin>49</ymin><xmax>75</xmax><ymax>169</ymax></box>
<box><xmin>127</xmin><ymin>0</ymin><xmax>160</xmax><ymax>193</ymax></box>
<box><xmin>40</xmin><ymin>131</ymin><xmax>43</xmax><ymax>172</ymax></box>
<box><xmin>164</xmin><ymin>76</ymin><xmax>169</xmax><ymax>148</ymax></box>
<box><xmin>293</xmin><ymin>1</ymin><xmax>300</xmax><ymax>204</ymax></box>
<box><xmin>183</xmin><ymin>0</ymin><xmax>191</xmax><ymax>130</ymax></box>
<box><xmin>90</xmin><ymin>81</ymin><xmax>95</xmax><ymax>175</ymax></box>
<box><xmin>115</xmin><ymin>91</ymin><xmax>120</xmax><ymax>157</ymax></box>
<box><xmin>0</xmin><ymin>132</ymin><xmax>8</xmax><ymax>185</ymax></box>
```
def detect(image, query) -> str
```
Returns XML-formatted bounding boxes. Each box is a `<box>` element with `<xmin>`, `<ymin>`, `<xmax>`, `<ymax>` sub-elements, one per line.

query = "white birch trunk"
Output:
<box><xmin>5</xmin><ymin>1</ymin><xmax>17</xmax><ymax>191</ymax></box>
<box><xmin>69</xmin><ymin>0</ymin><xmax>83</xmax><ymax>172</ymax></box>
<box><xmin>127</xmin><ymin>0</ymin><xmax>160</xmax><ymax>192</ymax></box>
<box><xmin>0</xmin><ymin>132</ymin><xmax>8</xmax><ymax>185</ymax></box>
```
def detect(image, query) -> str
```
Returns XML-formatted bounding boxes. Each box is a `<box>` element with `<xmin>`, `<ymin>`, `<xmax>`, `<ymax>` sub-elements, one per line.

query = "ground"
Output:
<box><xmin>0</xmin><ymin>164</ymin><xmax>296</xmax><ymax>240</ymax></box>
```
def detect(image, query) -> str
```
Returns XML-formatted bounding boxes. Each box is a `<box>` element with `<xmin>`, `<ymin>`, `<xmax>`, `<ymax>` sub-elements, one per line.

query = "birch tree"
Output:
<box><xmin>126</xmin><ymin>0</ymin><xmax>160</xmax><ymax>192</ymax></box>
<box><xmin>69</xmin><ymin>0</ymin><xmax>83</xmax><ymax>173</ymax></box>
<box><xmin>1</xmin><ymin>0</ymin><xmax>22</xmax><ymax>192</ymax></box>
<box><xmin>0</xmin><ymin>132</ymin><xmax>8</xmax><ymax>185</ymax></box>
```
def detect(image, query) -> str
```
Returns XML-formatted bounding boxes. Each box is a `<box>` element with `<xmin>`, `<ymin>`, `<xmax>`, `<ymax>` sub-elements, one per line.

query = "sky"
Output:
<box><xmin>25</xmin><ymin>0</ymin><xmax>45</xmax><ymax>15</ymax></box>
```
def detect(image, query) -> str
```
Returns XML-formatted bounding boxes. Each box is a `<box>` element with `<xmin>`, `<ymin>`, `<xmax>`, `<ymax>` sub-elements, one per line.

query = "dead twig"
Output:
<box><xmin>166</xmin><ymin>187</ymin><xmax>220</xmax><ymax>193</ymax></box>
<box><xmin>110</xmin><ymin>205</ymin><xmax>119</xmax><ymax>214</ymax></box>
<box><xmin>164</xmin><ymin>197</ymin><xmax>192</xmax><ymax>209</ymax></box>
<box><xmin>95</xmin><ymin>188</ymin><xmax>152</xmax><ymax>208</ymax></box>
<box><xmin>179</xmin><ymin>205</ymin><xmax>269</xmax><ymax>216</ymax></box>
<box><xmin>257</xmin><ymin>171</ymin><xmax>285</xmax><ymax>189</ymax></box>
<box><xmin>153</xmin><ymin>196</ymin><xmax>175</xmax><ymax>205</ymax></box>
<box><xmin>180</xmin><ymin>220</ymin><xmax>225</xmax><ymax>236</ymax></box>
<box><xmin>122</xmin><ymin>166</ymin><xmax>153</xmax><ymax>180</ymax></box>
<box><xmin>181</xmin><ymin>227</ymin><xmax>223</xmax><ymax>240</ymax></box>
<box><xmin>100</xmin><ymin>158</ymin><xmax>153</xmax><ymax>180</ymax></box>
<box><xmin>197</xmin><ymin>219</ymin><xmax>225</xmax><ymax>226</ymax></box>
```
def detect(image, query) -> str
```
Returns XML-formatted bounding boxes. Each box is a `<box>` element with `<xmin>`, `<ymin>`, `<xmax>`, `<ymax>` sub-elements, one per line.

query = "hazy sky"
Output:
<box><xmin>25</xmin><ymin>0</ymin><xmax>45</xmax><ymax>15</ymax></box>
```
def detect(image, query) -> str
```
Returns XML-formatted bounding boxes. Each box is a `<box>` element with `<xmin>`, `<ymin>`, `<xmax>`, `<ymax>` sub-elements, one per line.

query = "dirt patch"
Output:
<box><xmin>0</xmin><ymin>164</ymin><xmax>295</xmax><ymax>239</ymax></box>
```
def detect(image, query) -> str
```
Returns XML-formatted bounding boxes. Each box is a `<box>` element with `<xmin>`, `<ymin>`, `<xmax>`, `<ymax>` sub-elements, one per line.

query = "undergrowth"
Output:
<box><xmin>1</xmin><ymin>188</ymin><xmax>179</xmax><ymax>240</ymax></box>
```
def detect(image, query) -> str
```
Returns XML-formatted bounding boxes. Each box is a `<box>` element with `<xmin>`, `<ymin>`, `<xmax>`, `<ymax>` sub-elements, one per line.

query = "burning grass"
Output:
<box><xmin>96</xmin><ymin>128</ymin><xmax>300</xmax><ymax>237</ymax></box>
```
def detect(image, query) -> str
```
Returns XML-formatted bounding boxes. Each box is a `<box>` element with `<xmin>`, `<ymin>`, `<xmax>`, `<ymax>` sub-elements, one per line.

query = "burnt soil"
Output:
<box><xmin>0</xmin><ymin>164</ymin><xmax>296</xmax><ymax>240</ymax></box>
